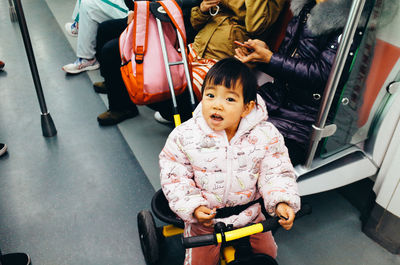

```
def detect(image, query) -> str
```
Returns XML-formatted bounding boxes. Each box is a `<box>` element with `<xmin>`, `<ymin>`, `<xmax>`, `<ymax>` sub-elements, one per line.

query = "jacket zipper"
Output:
<box><xmin>223</xmin><ymin>136</ymin><xmax>233</xmax><ymax>205</ymax></box>
<box><xmin>289</xmin><ymin>11</ymin><xmax>309</xmax><ymax>59</ymax></box>
<box><xmin>290</xmin><ymin>47</ymin><xmax>298</xmax><ymax>58</ymax></box>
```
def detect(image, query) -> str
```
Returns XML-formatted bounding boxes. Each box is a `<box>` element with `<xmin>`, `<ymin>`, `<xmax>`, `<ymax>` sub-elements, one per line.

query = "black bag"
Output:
<box><xmin>0</xmin><ymin>248</ymin><xmax>31</xmax><ymax>265</ymax></box>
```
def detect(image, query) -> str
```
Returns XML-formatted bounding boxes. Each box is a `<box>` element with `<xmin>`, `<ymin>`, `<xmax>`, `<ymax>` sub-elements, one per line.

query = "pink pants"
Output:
<box><xmin>183</xmin><ymin>223</ymin><xmax>277</xmax><ymax>265</ymax></box>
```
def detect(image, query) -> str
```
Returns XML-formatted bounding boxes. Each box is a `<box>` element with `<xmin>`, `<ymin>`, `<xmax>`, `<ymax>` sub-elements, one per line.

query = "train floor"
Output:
<box><xmin>0</xmin><ymin>0</ymin><xmax>399</xmax><ymax>264</ymax></box>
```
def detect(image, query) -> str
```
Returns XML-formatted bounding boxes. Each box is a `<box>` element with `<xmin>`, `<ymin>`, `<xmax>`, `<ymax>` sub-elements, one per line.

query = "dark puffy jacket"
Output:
<box><xmin>258</xmin><ymin>0</ymin><xmax>370</xmax><ymax>156</ymax></box>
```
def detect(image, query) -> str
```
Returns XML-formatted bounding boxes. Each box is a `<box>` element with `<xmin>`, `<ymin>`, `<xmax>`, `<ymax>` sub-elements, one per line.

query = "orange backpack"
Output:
<box><xmin>119</xmin><ymin>0</ymin><xmax>189</xmax><ymax>105</ymax></box>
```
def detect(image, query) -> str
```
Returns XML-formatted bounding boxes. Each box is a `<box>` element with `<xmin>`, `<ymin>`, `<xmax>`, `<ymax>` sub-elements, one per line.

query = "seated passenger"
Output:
<box><xmin>235</xmin><ymin>0</ymin><xmax>371</xmax><ymax>165</ymax></box>
<box><xmin>159</xmin><ymin>58</ymin><xmax>300</xmax><ymax>265</ymax></box>
<box><xmin>62</xmin><ymin>0</ymin><xmax>128</xmax><ymax>74</ymax></box>
<box><xmin>189</xmin><ymin>0</ymin><xmax>287</xmax><ymax>93</ymax></box>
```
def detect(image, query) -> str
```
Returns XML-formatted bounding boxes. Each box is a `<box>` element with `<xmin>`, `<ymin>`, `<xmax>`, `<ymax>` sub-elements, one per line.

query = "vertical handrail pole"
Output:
<box><xmin>13</xmin><ymin>0</ymin><xmax>57</xmax><ymax>137</ymax></box>
<box><xmin>176</xmin><ymin>31</ymin><xmax>196</xmax><ymax>112</ymax></box>
<box><xmin>304</xmin><ymin>0</ymin><xmax>366</xmax><ymax>168</ymax></box>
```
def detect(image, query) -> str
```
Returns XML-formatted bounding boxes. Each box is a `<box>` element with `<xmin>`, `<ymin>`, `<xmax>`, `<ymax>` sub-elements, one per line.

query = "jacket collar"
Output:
<box><xmin>193</xmin><ymin>94</ymin><xmax>268</xmax><ymax>140</ymax></box>
<box><xmin>290</xmin><ymin>0</ymin><xmax>372</xmax><ymax>36</ymax></box>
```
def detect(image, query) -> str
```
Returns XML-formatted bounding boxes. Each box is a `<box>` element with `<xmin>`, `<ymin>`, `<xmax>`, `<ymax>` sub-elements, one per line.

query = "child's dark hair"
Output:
<box><xmin>201</xmin><ymin>58</ymin><xmax>258</xmax><ymax>104</ymax></box>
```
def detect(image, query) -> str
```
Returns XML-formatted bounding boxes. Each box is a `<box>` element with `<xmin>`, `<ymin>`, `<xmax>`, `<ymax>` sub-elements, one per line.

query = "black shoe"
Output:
<box><xmin>0</xmin><ymin>143</ymin><xmax>7</xmax><ymax>157</ymax></box>
<box><xmin>97</xmin><ymin>109</ymin><xmax>139</xmax><ymax>126</ymax></box>
<box><xmin>93</xmin><ymin>81</ymin><xmax>107</xmax><ymax>94</ymax></box>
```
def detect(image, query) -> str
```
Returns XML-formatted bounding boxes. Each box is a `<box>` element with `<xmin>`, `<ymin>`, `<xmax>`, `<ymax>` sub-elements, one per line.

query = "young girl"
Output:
<box><xmin>159</xmin><ymin>58</ymin><xmax>300</xmax><ymax>265</ymax></box>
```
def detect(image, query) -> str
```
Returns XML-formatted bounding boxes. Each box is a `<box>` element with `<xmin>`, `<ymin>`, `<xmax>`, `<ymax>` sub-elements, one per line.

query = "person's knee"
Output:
<box><xmin>102</xmin><ymin>39</ymin><xmax>119</xmax><ymax>62</ymax></box>
<box><xmin>100</xmin><ymin>39</ymin><xmax>121</xmax><ymax>75</ymax></box>
<box><xmin>80</xmin><ymin>0</ymin><xmax>96</xmax><ymax>11</ymax></box>
<box><xmin>96</xmin><ymin>21</ymin><xmax>110</xmax><ymax>50</ymax></box>
<box><xmin>79</xmin><ymin>0</ymin><xmax>90</xmax><ymax>11</ymax></box>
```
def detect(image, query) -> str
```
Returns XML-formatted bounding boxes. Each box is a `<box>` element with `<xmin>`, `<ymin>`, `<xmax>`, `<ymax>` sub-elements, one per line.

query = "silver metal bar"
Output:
<box><xmin>156</xmin><ymin>19</ymin><xmax>178</xmax><ymax>108</ymax></box>
<box><xmin>304</xmin><ymin>0</ymin><xmax>366</xmax><ymax>168</ymax></box>
<box><xmin>169</xmin><ymin>61</ymin><xmax>184</xmax><ymax>66</ymax></box>
<box><xmin>176</xmin><ymin>29</ymin><xmax>196</xmax><ymax>109</ymax></box>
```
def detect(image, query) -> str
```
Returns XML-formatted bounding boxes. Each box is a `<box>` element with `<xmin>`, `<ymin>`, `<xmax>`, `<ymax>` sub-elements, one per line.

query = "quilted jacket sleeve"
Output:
<box><xmin>159</xmin><ymin>129</ymin><xmax>209</xmax><ymax>224</ymax></box>
<box><xmin>261</xmin><ymin>36</ymin><xmax>338</xmax><ymax>89</ymax></box>
<box><xmin>257</xmin><ymin>124</ymin><xmax>301</xmax><ymax>216</ymax></box>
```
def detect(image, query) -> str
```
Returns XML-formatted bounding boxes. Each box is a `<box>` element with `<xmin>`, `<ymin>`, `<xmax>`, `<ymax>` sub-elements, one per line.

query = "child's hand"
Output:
<box><xmin>275</xmin><ymin>202</ymin><xmax>295</xmax><ymax>230</ymax></box>
<box><xmin>194</xmin><ymin>206</ymin><xmax>217</xmax><ymax>227</ymax></box>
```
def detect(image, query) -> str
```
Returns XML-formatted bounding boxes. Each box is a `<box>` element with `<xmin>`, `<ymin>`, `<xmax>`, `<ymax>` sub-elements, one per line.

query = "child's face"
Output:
<box><xmin>202</xmin><ymin>81</ymin><xmax>255</xmax><ymax>140</ymax></box>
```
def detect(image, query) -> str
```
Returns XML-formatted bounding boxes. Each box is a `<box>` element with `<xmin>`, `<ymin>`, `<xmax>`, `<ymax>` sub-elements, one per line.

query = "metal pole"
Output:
<box><xmin>13</xmin><ymin>0</ymin><xmax>57</xmax><ymax>137</ymax></box>
<box><xmin>304</xmin><ymin>0</ymin><xmax>366</xmax><ymax>167</ymax></box>
<box><xmin>157</xmin><ymin>18</ymin><xmax>181</xmax><ymax>126</ymax></box>
<box><xmin>176</xmin><ymin>30</ymin><xmax>196</xmax><ymax>112</ymax></box>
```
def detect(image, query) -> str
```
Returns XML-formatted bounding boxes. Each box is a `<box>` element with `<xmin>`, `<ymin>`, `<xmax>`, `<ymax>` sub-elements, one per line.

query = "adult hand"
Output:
<box><xmin>275</xmin><ymin>202</ymin><xmax>295</xmax><ymax>230</ymax></box>
<box><xmin>127</xmin><ymin>11</ymin><xmax>134</xmax><ymax>25</ymax></box>
<box><xmin>235</xmin><ymin>39</ymin><xmax>273</xmax><ymax>64</ymax></box>
<box><xmin>200</xmin><ymin>0</ymin><xmax>220</xmax><ymax>13</ymax></box>
<box><xmin>194</xmin><ymin>205</ymin><xmax>217</xmax><ymax>227</ymax></box>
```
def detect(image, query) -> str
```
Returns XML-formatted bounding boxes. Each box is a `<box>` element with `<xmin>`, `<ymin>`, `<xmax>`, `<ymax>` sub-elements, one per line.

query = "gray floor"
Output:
<box><xmin>0</xmin><ymin>1</ymin><xmax>154</xmax><ymax>264</ymax></box>
<box><xmin>0</xmin><ymin>0</ymin><xmax>399</xmax><ymax>264</ymax></box>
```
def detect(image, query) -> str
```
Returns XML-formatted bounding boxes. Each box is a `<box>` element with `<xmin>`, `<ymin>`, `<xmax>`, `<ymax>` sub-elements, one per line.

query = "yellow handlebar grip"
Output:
<box><xmin>215</xmin><ymin>223</ymin><xmax>264</xmax><ymax>243</ymax></box>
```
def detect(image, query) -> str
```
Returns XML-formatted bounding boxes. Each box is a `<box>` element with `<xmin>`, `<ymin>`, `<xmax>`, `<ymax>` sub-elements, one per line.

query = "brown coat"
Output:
<box><xmin>190</xmin><ymin>0</ymin><xmax>287</xmax><ymax>60</ymax></box>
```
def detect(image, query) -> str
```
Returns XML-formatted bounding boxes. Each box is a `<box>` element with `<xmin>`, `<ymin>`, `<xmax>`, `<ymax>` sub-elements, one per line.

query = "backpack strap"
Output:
<box><xmin>133</xmin><ymin>1</ymin><xmax>149</xmax><ymax>64</ymax></box>
<box><xmin>133</xmin><ymin>0</ymin><xmax>149</xmax><ymax>91</ymax></box>
<box><xmin>158</xmin><ymin>0</ymin><xmax>187</xmax><ymax>45</ymax></box>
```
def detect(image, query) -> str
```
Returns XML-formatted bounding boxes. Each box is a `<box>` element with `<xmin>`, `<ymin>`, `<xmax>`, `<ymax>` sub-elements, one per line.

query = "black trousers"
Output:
<box><xmin>96</xmin><ymin>17</ymin><xmax>127</xmax><ymax>77</ymax></box>
<box><xmin>96</xmin><ymin>18</ymin><xmax>195</xmax><ymax>121</ymax></box>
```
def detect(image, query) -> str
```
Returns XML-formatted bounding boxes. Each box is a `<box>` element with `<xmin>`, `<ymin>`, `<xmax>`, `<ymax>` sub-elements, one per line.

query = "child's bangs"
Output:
<box><xmin>201</xmin><ymin>58</ymin><xmax>257</xmax><ymax>103</ymax></box>
<box><xmin>205</xmin><ymin>74</ymin><xmax>243</xmax><ymax>91</ymax></box>
<box><xmin>203</xmin><ymin>61</ymin><xmax>244</xmax><ymax>91</ymax></box>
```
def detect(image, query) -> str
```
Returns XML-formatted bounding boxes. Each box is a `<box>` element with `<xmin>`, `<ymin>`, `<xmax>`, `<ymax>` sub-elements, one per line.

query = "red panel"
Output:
<box><xmin>358</xmin><ymin>39</ymin><xmax>400</xmax><ymax>127</ymax></box>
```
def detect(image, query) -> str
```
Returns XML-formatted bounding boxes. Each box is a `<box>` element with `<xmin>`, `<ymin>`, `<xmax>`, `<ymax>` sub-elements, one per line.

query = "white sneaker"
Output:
<box><xmin>154</xmin><ymin>111</ymin><xmax>173</xmax><ymax>124</ymax></box>
<box><xmin>62</xmin><ymin>58</ymin><xmax>100</xmax><ymax>74</ymax></box>
<box><xmin>65</xmin><ymin>21</ymin><xmax>78</xmax><ymax>37</ymax></box>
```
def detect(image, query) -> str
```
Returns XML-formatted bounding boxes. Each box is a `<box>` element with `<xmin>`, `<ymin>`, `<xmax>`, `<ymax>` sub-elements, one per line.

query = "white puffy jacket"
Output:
<box><xmin>159</xmin><ymin>96</ymin><xmax>300</xmax><ymax>227</ymax></box>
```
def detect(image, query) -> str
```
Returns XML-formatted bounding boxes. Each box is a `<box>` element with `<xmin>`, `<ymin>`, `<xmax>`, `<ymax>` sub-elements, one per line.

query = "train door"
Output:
<box><xmin>294</xmin><ymin>0</ymin><xmax>400</xmax><ymax>254</ymax></box>
<box><xmin>295</xmin><ymin>0</ymin><xmax>399</xmax><ymax>195</ymax></box>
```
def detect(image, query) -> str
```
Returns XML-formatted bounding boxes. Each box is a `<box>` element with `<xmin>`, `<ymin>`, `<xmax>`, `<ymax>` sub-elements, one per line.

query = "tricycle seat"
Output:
<box><xmin>151</xmin><ymin>189</ymin><xmax>184</xmax><ymax>228</ymax></box>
